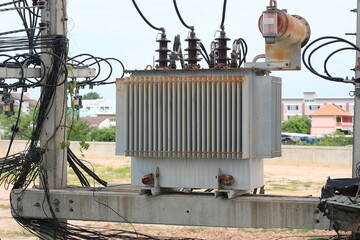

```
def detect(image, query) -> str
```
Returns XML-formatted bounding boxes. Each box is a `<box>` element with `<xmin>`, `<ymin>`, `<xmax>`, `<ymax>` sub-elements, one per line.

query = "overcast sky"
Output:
<box><xmin>2</xmin><ymin>0</ymin><xmax>359</xmax><ymax>99</ymax></box>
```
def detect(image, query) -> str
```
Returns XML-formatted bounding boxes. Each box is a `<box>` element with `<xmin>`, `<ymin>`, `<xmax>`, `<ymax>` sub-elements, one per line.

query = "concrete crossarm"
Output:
<box><xmin>11</xmin><ymin>188</ymin><xmax>329</xmax><ymax>230</ymax></box>
<box><xmin>0</xmin><ymin>67</ymin><xmax>96</xmax><ymax>79</ymax></box>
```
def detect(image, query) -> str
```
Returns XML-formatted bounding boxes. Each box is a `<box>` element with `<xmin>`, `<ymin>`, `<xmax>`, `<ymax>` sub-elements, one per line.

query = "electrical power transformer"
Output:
<box><xmin>115</xmin><ymin>1</ymin><xmax>310</xmax><ymax>197</ymax></box>
<box><xmin>116</xmin><ymin>69</ymin><xmax>281</xmax><ymax>196</ymax></box>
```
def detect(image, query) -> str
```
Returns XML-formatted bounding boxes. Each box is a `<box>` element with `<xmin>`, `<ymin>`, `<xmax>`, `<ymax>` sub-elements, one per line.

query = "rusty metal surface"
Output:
<box><xmin>258</xmin><ymin>9</ymin><xmax>310</xmax><ymax>47</ymax></box>
<box><xmin>256</xmin><ymin>8</ymin><xmax>311</xmax><ymax>71</ymax></box>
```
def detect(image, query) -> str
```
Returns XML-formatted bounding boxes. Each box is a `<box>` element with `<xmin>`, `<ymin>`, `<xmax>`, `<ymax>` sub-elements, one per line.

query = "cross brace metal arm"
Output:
<box><xmin>0</xmin><ymin>67</ymin><xmax>96</xmax><ymax>79</ymax></box>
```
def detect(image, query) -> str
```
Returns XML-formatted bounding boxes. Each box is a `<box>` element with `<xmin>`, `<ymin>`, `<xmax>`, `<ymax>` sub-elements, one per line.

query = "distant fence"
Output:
<box><xmin>0</xmin><ymin>140</ymin><xmax>116</xmax><ymax>157</ymax></box>
<box><xmin>273</xmin><ymin>145</ymin><xmax>352</xmax><ymax>167</ymax></box>
<box><xmin>0</xmin><ymin>140</ymin><xmax>353</xmax><ymax>167</ymax></box>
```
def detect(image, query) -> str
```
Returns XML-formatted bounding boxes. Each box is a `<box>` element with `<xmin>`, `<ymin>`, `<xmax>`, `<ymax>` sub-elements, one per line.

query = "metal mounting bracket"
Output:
<box><xmin>215</xmin><ymin>168</ymin><xmax>249</xmax><ymax>199</ymax></box>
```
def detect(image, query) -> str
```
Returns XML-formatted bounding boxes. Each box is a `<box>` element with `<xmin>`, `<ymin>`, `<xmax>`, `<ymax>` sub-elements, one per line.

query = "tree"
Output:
<box><xmin>282</xmin><ymin>115</ymin><xmax>311</xmax><ymax>134</ymax></box>
<box><xmin>67</xmin><ymin>112</ymin><xmax>91</xmax><ymax>141</ymax></box>
<box><xmin>82</xmin><ymin>92</ymin><xmax>102</xmax><ymax>100</ymax></box>
<box><xmin>0</xmin><ymin>105</ymin><xmax>37</xmax><ymax>140</ymax></box>
<box><xmin>89</xmin><ymin>127</ymin><xmax>116</xmax><ymax>142</ymax></box>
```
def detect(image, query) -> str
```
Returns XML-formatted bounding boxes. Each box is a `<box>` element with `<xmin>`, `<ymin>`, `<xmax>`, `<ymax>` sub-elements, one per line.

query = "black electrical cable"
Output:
<box><xmin>323</xmin><ymin>47</ymin><xmax>355</xmax><ymax>79</ymax></box>
<box><xmin>0</xmin><ymin>3</ymin><xmax>148</xmax><ymax>239</ymax></box>
<box><xmin>302</xmin><ymin>36</ymin><xmax>360</xmax><ymax>83</ymax></box>
<box><xmin>0</xmin><ymin>0</ymin><xmax>21</xmax><ymax>7</ymax></box>
<box><xmin>0</xmin><ymin>54</ymin><xmax>25</xmax><ymax>88</ymax></box>
<box><xmin>4</xmin><ymin>89</ymin><xmax>25</xmax><ymax>158</ymax></box>
<box><xmin>199</xmin><ymin>42</ymin><xmax>210</xmax><ymax>65</ymax></box>
<box><xmin>131</xmin><ymin>0</ymin><xmax>164</xmax><ymax>32</ymax></box>
<box><xmin>67</xmin><ymin>148</ymin><xmax>107</xmax><ymax>187</ymax></box>
<box><xmin>220</xmin><ymin>0</ymin><xmax>227</xmax><ymax>30</ymax></box>
<box><xmin>173</xmin><ymin>0</ymin><xmax>194</xmax><ymax>31</ymax></box>
<box><xmin>96</xmin><ymin>57</ymin><xmax>125</xmax><ymax>85</ymax></box>
<box><xmin>237</xmin><ymin>38</ymin><xmax>248</xmax><ymax>67</ymax></box>
<box><xmin>68</xmin><ymin>53</ymin><xmax>101</xmax><ymax>83</ymax></box>
<box><xmin>83</xmin><ymin>57</ymin><xmax>113</xmax><ymax>84</ymax></box>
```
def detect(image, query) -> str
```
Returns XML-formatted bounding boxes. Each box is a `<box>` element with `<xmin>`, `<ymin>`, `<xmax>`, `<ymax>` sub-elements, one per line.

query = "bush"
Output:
<box><xmin>89</xmin><ymin>127</ymin><xmax>116</xmax><ymax>142</ymax></box>
<box><xmin>316</xmin><ymin>131</ymin><xmax>353</xmax><ymax>146</ymax></box>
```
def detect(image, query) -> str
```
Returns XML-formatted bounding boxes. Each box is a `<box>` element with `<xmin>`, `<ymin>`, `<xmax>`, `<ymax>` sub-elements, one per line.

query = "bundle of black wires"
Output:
<box><xmin>302</xmin><ymin>36</ymin><xmax>359</xmax><ymax>83</ymax></box>
<box><xmin>13</xmin><ymin>218</ymin><xmax>159</xmax><ymax>239</ymax></box>
<box><xmin>233</xmin><ymin>38</ymin><xmax>248</xmax><ymax>68</ymax></box>
<box><xmin>67</xmin><ymin>148</ymin><xmax>107</xmax><ymax>187</ymax></box>
<box><xmin>0</xmin><ymin>2</ymin><xmax>153</xmax><ymax>239</ymax></box>
<box><xmin>68</xmin><ymin>54</ymin><xmax>125</xmax><ymax>86</ymax></box>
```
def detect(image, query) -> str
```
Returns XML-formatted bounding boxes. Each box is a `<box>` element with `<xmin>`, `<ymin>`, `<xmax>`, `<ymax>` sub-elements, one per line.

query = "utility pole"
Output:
<box><xmin>40</xmin><ymin>0</ymin><xmax>68</xmax><ymax>189</ymax></box>
<box><xmin>353</xmin><ymin>0</ymin><xmax>360</xmax><ymax>178</ymax></box>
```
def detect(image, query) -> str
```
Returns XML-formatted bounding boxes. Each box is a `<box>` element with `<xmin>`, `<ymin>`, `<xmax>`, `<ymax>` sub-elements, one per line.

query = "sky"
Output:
<box><xmin>1</xmin><ymin>0</ymin><xmax>359</xmax><ymax>99</ymax></box>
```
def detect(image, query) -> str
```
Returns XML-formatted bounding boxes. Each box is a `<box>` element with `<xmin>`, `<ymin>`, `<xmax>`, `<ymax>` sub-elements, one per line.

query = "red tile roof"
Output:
<box><xmin>309</xmin><ymin>104</ymin><xmax>352</xmax><ymax>117</ymax></box>
<box><xmin>81</xmin><ymin>116</ymin><xmax>108</xmax><ymax>127</ymax></box>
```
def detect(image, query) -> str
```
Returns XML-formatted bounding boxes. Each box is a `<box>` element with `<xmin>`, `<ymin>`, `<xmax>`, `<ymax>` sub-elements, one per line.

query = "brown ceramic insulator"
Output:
<box><xmin>184</xmin><ymin>31</ymin><xmax>201</xmax><ymax>65</ymax></box>
<box><xmin>155</xmin><ymin>33</ymin><xmax>171</xmax><ymax>68</ymax></box>
<box><xmin>38</xmin><ymin>1</ymin><xmax>46</xmax><ymax>9</ymax></box>
<box><xmin>39</xmin><ymin>21</ymin><xmax>47</xmax><ymax>31</ymax></box>
<box><xmin>215</xmin><ymin>30</ymin><xmax>231</xmax><ymax>65</ymax></box>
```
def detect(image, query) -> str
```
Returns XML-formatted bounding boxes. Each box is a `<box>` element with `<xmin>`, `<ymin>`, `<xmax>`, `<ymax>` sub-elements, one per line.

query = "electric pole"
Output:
<box><xmin>353</xmin><ymin>0</ymin><xmax>360</xmax><ymax>178</ymax></box>
<box><xmin>40</xmin><ymin>0</ymin><xmax>68</xmax><ymax>189</ymax></box>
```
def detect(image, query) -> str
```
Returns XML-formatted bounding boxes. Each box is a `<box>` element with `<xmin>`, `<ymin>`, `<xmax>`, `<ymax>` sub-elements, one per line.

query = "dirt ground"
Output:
<box><xmin>0</xmin><ymin>154</ymin><xmax>352</xmax><ymax>240</ymax></box>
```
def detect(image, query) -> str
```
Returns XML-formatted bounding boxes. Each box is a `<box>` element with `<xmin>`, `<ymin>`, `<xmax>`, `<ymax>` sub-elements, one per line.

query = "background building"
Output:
<box><xmin>282</xmin><ymin>92</ymin><xmax>354</xmax><ymax>121</ymax></box>
<box><xmin>309</xmin><ymin>104</ymin><xmax>353</xmax><ymax>135</ymax></box>
<box><xmin>79</xmin><ymin>99</ymin><xmax>116</xmax><ymax>117</ymax></box>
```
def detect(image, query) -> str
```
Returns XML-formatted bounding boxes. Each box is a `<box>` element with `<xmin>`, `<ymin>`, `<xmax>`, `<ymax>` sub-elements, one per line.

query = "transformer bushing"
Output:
<box><xmin>184</xmin><ymin>31</ymin><xmax>201</xmax><ymax>68</ymax></box>
<box><xmin>215</xmin><ymin>30</ymin><xmax>231</xmax><ymax>66</ymax></box>
<box><xmin>155</xmin><ymin>33</ymin><xmax>171</xmax><ymax>68</ymax></box>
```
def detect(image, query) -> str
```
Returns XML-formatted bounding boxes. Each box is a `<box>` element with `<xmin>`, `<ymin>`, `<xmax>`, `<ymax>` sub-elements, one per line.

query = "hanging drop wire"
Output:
<box><xmin>131</xmin><ymin>0</ymin><xmax>165</xmax><ymax>32</ymax></box>
<box><xmin>220</xmin><ymin>0</ymin><xmax>227</xmax><ymax>30</ymax></box>
<box><xmin>173</xmin><ymin>0</ymin><xmax>194</xmax><ymax>31</ymax></box>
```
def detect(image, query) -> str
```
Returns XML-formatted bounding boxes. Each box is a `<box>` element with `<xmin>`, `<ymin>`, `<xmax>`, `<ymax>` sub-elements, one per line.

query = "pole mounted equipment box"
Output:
<box><xmin>116</xmin><ymin>68</ymin><xmax>281</xmax><ymax>194</ymax></box>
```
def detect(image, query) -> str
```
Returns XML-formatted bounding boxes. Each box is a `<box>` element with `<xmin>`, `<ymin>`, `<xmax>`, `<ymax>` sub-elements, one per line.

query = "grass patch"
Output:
<box><xmin>0</xmin><ymin>204</ymin><xmax>10</xmax><ymax>209</ymax></box>
<box><xmin>1</xmin><ymin>229</ymin><xmax>35</xmax><ymax>238</ymax></box>
<box><xmin>67</xmin><ymin>165</ymin><xmax>131</xmax><ymax>185</ymax></box>
<box><xmin>188</xmin><ymin>227</ymin><xmax>206</xmax><ymax>233</ymax></box>
<box><xmin>258</xmin><ymin>228</ymin><xmax>294</xmax><ymax>234</ymax></box>
<box><xmin>266</xmin><ymin>179</ymin><xmax>322</xmax><ymax>192</ymax></box>
<box><xmin>296</xmin><ymin>229</ymin><xmax>316</xmax><ymax>234</ymax></box>
<box><xmin>269</xmin><ymin>183</ymin><xmax>292</xmax><ymax>191</ymax></box>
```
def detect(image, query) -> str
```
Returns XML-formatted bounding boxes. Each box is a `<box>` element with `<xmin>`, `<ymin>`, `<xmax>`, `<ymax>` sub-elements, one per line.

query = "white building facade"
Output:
<box><xmin>282</xmin><ymin>92</ymin><xmax>354</xmax><ymax>121</ymax></box>
<box><xmin>79</xmin><ymin>99</ymin><xmax>116</xmax><ymax>117</ymax></box>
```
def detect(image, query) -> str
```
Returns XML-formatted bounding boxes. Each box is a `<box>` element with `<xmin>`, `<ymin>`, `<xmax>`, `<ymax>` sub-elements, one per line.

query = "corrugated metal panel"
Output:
<box><xmin>121</xmin><ymin>75</ymin><xmax>243</xmax><ymax>159</ymax></box>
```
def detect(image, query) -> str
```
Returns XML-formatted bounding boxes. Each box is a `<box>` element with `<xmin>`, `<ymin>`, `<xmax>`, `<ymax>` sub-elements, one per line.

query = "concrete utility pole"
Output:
<box><xmin>40</xmin><ymin>0</ymin><xmax>68</xmax><ymax>189</ymax></box>
<box><xmin>353</xmin><ymin>0</ymin><xmax>360</xmax><ymax>178</ymax></box>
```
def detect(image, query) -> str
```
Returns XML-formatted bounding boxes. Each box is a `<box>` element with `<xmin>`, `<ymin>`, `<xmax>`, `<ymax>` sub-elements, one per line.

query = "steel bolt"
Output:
<box><xmin>53</xmin><ymin>199</ymin><xmax>60</xmax><ymax>205</ymax></box>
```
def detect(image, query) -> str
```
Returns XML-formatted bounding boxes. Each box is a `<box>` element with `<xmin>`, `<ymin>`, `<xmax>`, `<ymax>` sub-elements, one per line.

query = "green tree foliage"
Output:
<box><xmin>0</xmin><ymin>105</ymin><xmax>37</xmax><ymax>140</ymax></box>
<box><xmin>89</xmin><ymin>126</ymin><xmax>116</xmax><ymax>142</ymax></box>
<box><xmin>282</xmin><ymin>115</ymin><xmax>311</xmax><ymax>134</ymax></box>
<box><xmin>82</xmin><ymin>92</ymin><xmax>102</xmax><ymax>100</ymax></box>
<box><xmin>67</xmin><ymin>112</ymin><xmax>91</xmax><ymax>141</ymax></box>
